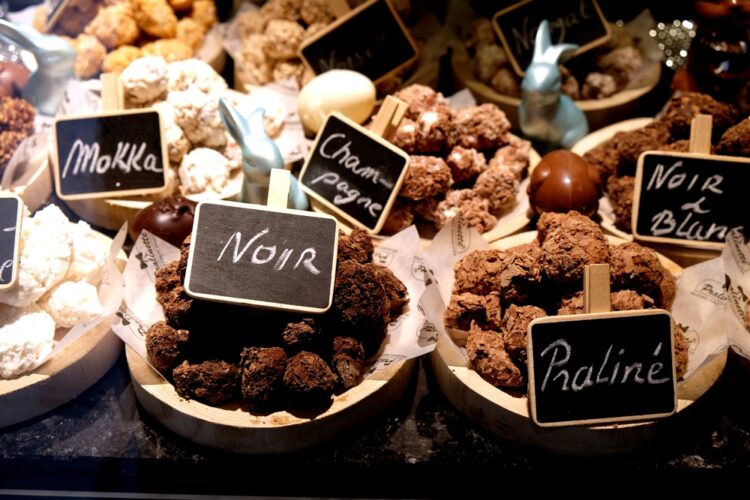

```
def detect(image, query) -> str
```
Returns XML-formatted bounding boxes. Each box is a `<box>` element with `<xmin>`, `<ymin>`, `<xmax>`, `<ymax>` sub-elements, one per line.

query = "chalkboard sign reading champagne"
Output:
<box><xmin>493</xmin><ymin>0</ymin><xmax>611</xmax><ymax>76</ymax></box>
<box><xmin>633</xmin><ymin>151</ymin><xmax>750</xmax><ymax>250</ymax></box>
<box><xmin>0</xmin><ymin>194</ymin><xmax>23</xmax><ymax>290</ymax></box>
<box><xmin>299</xmin><ymin>112</ymin><xmax>410</xmax><ymax>233</ymax></box>
<box><xmin>527</xmin><ymin>309</ymin><xmax>677</xmax><ymax>427</ymax></box>
<box><xmin>299</xmin><ymin>0</ymin><xmax>418</xmax><ymax>84</ymax></box>
<box><xmin>52</xmin><ymin>109</ymin><xmax>168</xmax><ymax>201</ymax></box>
<box><xmin>184</xmin><ymin>200</ymin><xmax>339</xmax><ymax>313</ymax></box>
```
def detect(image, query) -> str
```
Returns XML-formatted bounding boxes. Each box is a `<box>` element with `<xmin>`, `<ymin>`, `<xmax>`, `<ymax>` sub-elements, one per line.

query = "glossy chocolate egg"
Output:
<box><xmin>527</xmin><ymin>150</ymin><xmax>601</xmax><ymax>218</ymax></box>
<box><xmin>130</xmin><ymin>195</ymin><xmax>198</xmax><ymax>247</ymax></box>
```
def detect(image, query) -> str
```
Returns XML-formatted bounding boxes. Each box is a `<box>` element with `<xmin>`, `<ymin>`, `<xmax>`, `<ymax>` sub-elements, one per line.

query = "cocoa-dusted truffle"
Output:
<box><xmin>446</xmin><ymin>145</ymin><xmax>487</xmax><ymax>185</ymax></box>
<box><xmin>449</xmin><ymin>103</ymin><xmax>510</xmax><ymax>150</ymax></box>
<box><xmin>146</xmin><ymin>320</ymin><xmax>190</xmax><ymax>374</ymax></box>
<box><xmin>331</xmin><ymin>336</ymin><xmax>365</xmax><ymax>389</ymax></box>
<box><xmin>372</xmin><ymin>265</ymin><xmax>409</xmax><ymax>312</ymax></box>
<box><xmin>240</xmin><ymin>346</ymin><xmax>287</xmax><ymax>403</ymax></box>
<box><xmin>488</xmin><ymin>135</ymin><xmax>531</xmax><ymax>179</ymax></box>
<box><xmin>661</xmin><ymin>91</ymin><xmax>739</xmax><ymax>140</ymax></box>
<box><xmin>502</xmin><ymin>304</ymin><xmax>546</xmax><ymax>364</ymax></box>
<box><xmin>399</xmin><ymin>155</ymin><xmax>452</xmax><ymax>200</ymax></box>
<box><xmin>472</xmin><ymin>165</ymin><xmax>518</xmax><ymax>216</ymax></box>
<box><xmin>380</xmin><ymin>200</ymin><xmax>414</xmax><ymax>235</ymax></box>
<box><xmin>557</xmin><ymin>289</ymin><xmax>656</xmax><ymax>315</ymax></box>
<box><xmin>155</xmin><ymin>261</ymin><xmax>181</xmax><ymax>307</ymax></box>
<box><xmin>434</xmin><ymin>189</ymin><xmax>497</xmax><ymax>234</ymax></box>
<box><xmin>172</xmin><ymin>359</ymin><xmax>240</xmax><ymax>405</ymax></box>
<box><xmin>281</xmin><ymin>318</ymin><xmax>321</xmax><ymax>352</ymax></box>
<box><xmin>391</xmin><ymin>109</ymin><xmax>453</xmax><ymax>154</ymax></box>
<box><xmin>606</xmin><ymin>175</ymin><xmax>634</xmax><ymax>232</ymax></box>
<box><xmin>452</xmin><ymin>248</ymin><xmax>506</xmax><ymax>295</ymax></box>
<box><xmin>716</xmin><ymin>119</ymin><xmax>750</xmax><ymax>156</ymax></box>
<box><xmin>338</xmin><ymin>228</ymin><xmax>373</xmax><ymax>263</ymax></box>
<box><xmin>444</xmin><ymin>292</ymin><xmax>502</xmax><ymax>332</ymax></box>
<box><xmin>537</xmin><ymin>211</ymin><xmax>610</xmax><ymax>285</ymax></box>
<box><xmin>612</xmin><ymin>122</ymin><xmax>671</xmax><ymax>174</ymax></box>
<box><xmin>413</xmin><ymin>196</ymin><xmax>440</xmax><ymax>223</ymax></box>
<box><xmin>283</xmin><ymin>351</ymin><xmax>338</xmax><ymax>404</ymax></box>
<box><xmin>674</xmin><ymin>322</ymin><xmax>689</xmax><ymax>379</ymax></box>
<box><xmin>659</xmin><ymin>140</ymin><xmax>691</xmax><ymax>153</ymax></box>
<box><xmin>466</xmin><ymin>324</ymin><xmax>523</xmax><ymax>388</ymax></box>
<box><xmin>130</xmin><ymin>195</ymin><xmax>197</xmax><ymax>247</ymax></box>
<box><xmin>527</xmin><ymin>150</ymin><xmax>601</xmax><ymax>218</ymax></box>
<box><xmin>610</xmin><ymin>242</ymin><xmax>676</xmax><ymax>308</ymax></box>
<box><xmin>583</xmin><ymin>139</ymin><xmax>619</xmax><ymax>185</ymax></box>
<box><xmin>496</xmin><ymin>243</ymin><xmax>542</xmax><ymax>304</ymax></box>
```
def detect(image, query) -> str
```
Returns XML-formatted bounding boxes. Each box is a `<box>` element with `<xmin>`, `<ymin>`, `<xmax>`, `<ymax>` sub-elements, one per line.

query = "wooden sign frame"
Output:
<box><xmin>298</xmin><ymin>0</ymin><xmax>419</xmax><ymax>84</ymax></box>
<box><xmin>298</xmin><ymin>110</ymin><xmax>410</xmax><ymax>234</ymax></box>
<box><xmin>184</xmin><ymin>199</ymin><xmax>339</xmax><ymax>314</ymax></box>
<box><xmin>492</xmin><ymin>0</ymin><xmax>611</xmax><ymax>76</ymax></box>
<box><xmin>0</xmin><ymin>193</ymin><xmax>23</xmax><ymax>290</ymax></box>
<box><xmin>51</xmin><ymin>108</ymin><xmax>169</xmax><ymax>201</ymax></box>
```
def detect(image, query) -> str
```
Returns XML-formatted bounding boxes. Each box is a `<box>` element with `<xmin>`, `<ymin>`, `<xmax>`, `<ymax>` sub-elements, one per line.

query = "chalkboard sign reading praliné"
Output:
<box><xmin>184</xmin><ymin>200</ymin><xmax>339</xmax><ymax>313</ymax></box>
<box><xmin>52</xmin><ymin>109</ymin><xmax>168</xmax><ymax>201</ymax></box>
<box><xmin>299</xmin><ymin>113</ymin><xmax>410</xmax><ymax>233</ymax></box>
<box><xmin>527</xmin><ymin>310</ymin><xmax>676</xmax><ymax>427</ymax></box>
<box><xmin>299</xmin><ymin>0</ymin><xmax>418</xmax><ymax>84</ymax></box>
<box><xmin>0</xmin><ymin>194</ymin><xmax>23</xmax><ymax>290</ymax></box>
<box><xmin>493</xmin><ymin>0</ymin><xmax>611</xmax><ymax>76</ymax></box>
<box><xmin>633</xmin><ymin>152</ymin><xmax>750</xmax><ymax>250</ymax></box>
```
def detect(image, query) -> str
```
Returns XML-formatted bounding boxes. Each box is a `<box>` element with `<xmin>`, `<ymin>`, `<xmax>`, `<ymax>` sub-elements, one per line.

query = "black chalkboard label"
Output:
<box><xmin>184</xmin><ymin>200</ymin><xmax>339</xmax><ymax>313</ymax></box>
<box><xmin>633</xmin><ymin>152</ymin><xmax>750</xmax><ymax>250</ymax></box>
<box><xmin>527</xmin><ymin>310</ymin><xmax>676</xmax><ymax>427</ymax></box>
<box><xmin>299</xmin><ymin>113</ymin><xmax>410</xmax><ymax>233</ymax></box>
<box><xmin>0</xmin><ymin>195</ymin><xmax>23</xmax><ymax>290</ymax></box>
<box><xmin>493</xmin><ymin>0</ymin><xmax>611</xmax><ymax>76</ymax></box>
<box><xmin>52</xmin><ymin>110</ymin><xmax>168</xmax><ymax>201</ymax></box>
<box><xmin>298</xmin><ymin>0</ymin><xmax>418</xmax><ymax>84</ymax></box>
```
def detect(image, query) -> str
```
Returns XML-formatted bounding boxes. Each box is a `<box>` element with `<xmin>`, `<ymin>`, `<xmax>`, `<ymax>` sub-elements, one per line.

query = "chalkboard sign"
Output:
<box><xmin>493</xmin><ymin>0</ymin><xmax>611</xmax><ymax>76</ymax></box>
<box><xmin>52</xmin><ymin>110</ymin><xmax>168</xmax><ymax>201</ymax></box>
<box><xmin>527</xmin><ymin>309</ymin><xmax>676</xmax><ymax>427</ymax></box>
<box><xmin>184</xmin><ymin>200</ymin><xmax>339</xmax><ymax>313</ymax></box>
<box><xmin>633</xmin><ymin>152</ymin><xmax>750</xmax><ymax>250</ymax></box>
<box><xmin>45</xmin><ymin>0</ymin><xmax>74</xmax><ymax>32</ymax></box>
<box><xmin>299</xmin><ymin>0</ymin><xmax>418</xmax><ymax>84</ymax></box>
<box><xmin>299</xmin><ymin>113</ymin><xmax>410</xmax><ymax>233</ymax></box>
<box><xmin>0</xmin><ymin>194</ymin><xmax>23</xmax><ymax>290</ymax></box>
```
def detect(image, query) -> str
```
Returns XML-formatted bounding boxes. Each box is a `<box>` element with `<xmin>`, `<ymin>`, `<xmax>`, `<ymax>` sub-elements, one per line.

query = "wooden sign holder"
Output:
<box><xmin>100</xmin><ymin>73</ymin><xmax>125</xmax><ymax>112</ymax></box>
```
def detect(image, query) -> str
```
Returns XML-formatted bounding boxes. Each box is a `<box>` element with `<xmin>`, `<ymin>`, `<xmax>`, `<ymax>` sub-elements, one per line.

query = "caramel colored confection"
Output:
<box><xmin>489</xmin><ymin>135</ymin><xmax>532</xmax><ymax>180</ymax></box>
<box><xmin>434</xmin><ymin>190</ymin><xmax>497</xmax><ymax>234</ymax></box>
<box><xmin>466</xmin><ymin>324</ymin><xmax>524</xmax><ymax>388</ymax></box>
<box><xmin>145</xmin><ymin>320</ymin><xmax>190</xmax><ymax>374</ymax></box>
<box><xmin>446</xmin><ymin>146</ymin><xmax>487</xmax><ymax>185</ymax></box>
<box><xmin>391</xmin><ymin>110</ymin><xmax>453</xmax><ymax>154</ymax></box>
<box><xmin>240</xmin><ymin>346</ymin><xmax>287</xmax><ymax>403</ymax></box>
<box><xmin>609</xmin><ymin>242</ymin><xmax>676</xmax><ymax>309</ymax></box>
<box><xmin>172</xmin><ymin>359</ymin><xmax>240</xmax><ymax>405</ymax></box>
<box><xmin>472</xmin><ymin>166</ymin><xmax>519</xmax><ymax>216</ymax></box>
<box><xmin>399</xmin><ymin>156</ymin><xmax>452</xmax><ymax>201</ymax></box>
<box><xmin>450</xmin><ymin>103</ymin><xmax>510</xmax><ymax>151</ymax></box>
<box><xmin>444</xmin><ymin>292</ymin><xmax>502</xmax><ymax>332</ymax></box>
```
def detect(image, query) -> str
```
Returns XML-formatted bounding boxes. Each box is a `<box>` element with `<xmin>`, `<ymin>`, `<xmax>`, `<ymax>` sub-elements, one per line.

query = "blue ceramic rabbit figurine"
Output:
<box><xmin>0</xmin><ymin>19</ymin><xmax>75</xmax><ymax>116</ymax></box>
<box><xmin>519</xmin><ymin>20</ymin><xmax>589</xmax><ymax>151</ymax></box>
<box><xmin>218</xmin><ymin>97</ymin><xmax>308</xmax><ymax>210</ymax></box>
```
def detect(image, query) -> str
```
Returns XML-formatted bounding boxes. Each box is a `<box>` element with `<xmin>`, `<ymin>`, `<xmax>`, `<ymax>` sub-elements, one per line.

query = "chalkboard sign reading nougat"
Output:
<box><xmin>0</xmin><ymin>194</ymin><xmax>23</xmax><ymax>290</ymax></box>
<box><xmin>52</xmin><ymin>109</ymin><xmax>168</xmax><ymax>200</ymax></box>
<box><xmin>184</xmin><ymin>200</ymin><xmax>339</xmax><ymax>313</ymax></box>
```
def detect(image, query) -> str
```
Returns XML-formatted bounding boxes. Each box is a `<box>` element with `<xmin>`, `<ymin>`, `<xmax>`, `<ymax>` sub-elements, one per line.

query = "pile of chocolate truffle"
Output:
<box><xmin>444</xmin><ymin>211</ymin><xmax>688</xmax><ymax>391</ymax></box>
<box><xmin>584</xmin><ymin>92</ymin><xmax>750</xmax><ymax>232</ymax></box>
<box><xmin>381</xmin><ymin>84</ymin><xmax>532</xmax><ymax>235</ymax></box>
<box><xmin>146</xmin><ymin>228</ymin><xmax>408</xmax><ymax>409</ymax></box>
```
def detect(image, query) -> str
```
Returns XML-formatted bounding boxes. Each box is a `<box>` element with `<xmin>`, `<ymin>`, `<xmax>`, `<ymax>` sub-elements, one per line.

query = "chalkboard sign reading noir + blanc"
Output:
<box><xmin>52</xmin><ymin>109</ymin><xmax>168</xmax><ymax>201</ymax></box>
<box><xmin>298</xmin><ymin>0</ymin><xmax>418</xmax><ymax>84</ymax></box>
<box><xmin>493</xmin><ymin>0</ymin><xmax>611</xmax><ymax>76</ymax></box>
<box><xmin>299</xmin><ymin>112</ymin><xmax>410</xmax><ymax>233</ymax></box>
<box><xmin>633</xmin><ymin>152</ymin><xmax>750</xmax><ymax>250</ymax></box>
<box><xmin>527</xmin><ymin>309</ymin><xmax>676</xmax><ymax>427</ymax></box>
<box><xmin>0</xmin><ymin>194</ymin><xmax>23</xmax><ymax>290</ymax></box>
<box><xmin>184</xmin><ymin>200</ymin><xmax>339</xmax><ymax>313</ymax></box>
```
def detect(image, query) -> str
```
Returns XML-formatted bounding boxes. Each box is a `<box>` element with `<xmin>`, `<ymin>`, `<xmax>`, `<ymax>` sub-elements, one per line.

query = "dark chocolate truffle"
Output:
<box><xmin>130</xmin><ymin>195</ymin><xmax>197</xmax><ymax>246</ymax></box>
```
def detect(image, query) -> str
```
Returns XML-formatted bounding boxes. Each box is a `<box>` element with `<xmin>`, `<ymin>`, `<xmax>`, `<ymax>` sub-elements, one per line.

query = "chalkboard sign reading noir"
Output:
<box><xmin>527</xmin><ymin>310</ymin><xmax>677</xmax><ymax>427</ymax></box>
<box><xmin>0</xmin><ymin>194</ymin><xmax>23</xmax><ymax>290</ymax></box>
<box><xmin>493</xmin><ymin>0</ymin><xmax>611</xmax><ymax>76</ymax></box>
<box><xmin>184</xmin><ymin>200</ymin><xmax>339</xmax><ymax>313</ymax></box>
<box><xmin>52</xmin><ymin>109</ymin><xmax>168</xmax><ymax>201</ymax></box>
<box><xmin>633</xmin><ymin>152</ymin><xmax>750</xmax><ymax>250</ymax></box>
<box><xmin>299</xmin><ymin>113</ymin><xmax>410</xmax><ymax>233</ymax></box>
<box><xmin>299</xmin><ymin>0</ymin><xmax>418</xmax><ymax>84</ymax></box>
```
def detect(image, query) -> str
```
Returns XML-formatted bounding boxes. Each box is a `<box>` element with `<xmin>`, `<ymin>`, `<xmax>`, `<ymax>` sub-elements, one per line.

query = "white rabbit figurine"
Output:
<box><xmin>519</xmin><ymin>20</ymin><xmax>589</xmax><ymax>151</ymax></box>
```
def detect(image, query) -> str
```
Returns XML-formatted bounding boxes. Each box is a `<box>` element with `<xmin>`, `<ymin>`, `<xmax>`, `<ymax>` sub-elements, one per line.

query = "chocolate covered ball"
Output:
<box><xmin>527</xmin><ymin>150</ymin><xmax>601</xmax><ymax>218</ymax></box>
<box><xmin>0</xmin><ymin>62</ymin><xmax>29</xmax><ymax>98</ymax></box>
<box><xmin>130</xmin><ymin>195</ymin><xmax>197</xmax><ymax>246</ymax></box>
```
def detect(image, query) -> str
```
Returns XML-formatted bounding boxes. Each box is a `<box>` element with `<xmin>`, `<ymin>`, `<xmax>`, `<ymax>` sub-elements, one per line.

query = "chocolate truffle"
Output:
<box><xmin>130</xmin><ymin>195</ymin><xmax>197</xmax><ymax>247</ymax></box>
<box><xmin>283</xmin><ymin>351</ymin><xmax>338</xmax><ymax>404</ymax></box>
<box><xmin>240</xmin><ymin>346</ymin><xmax>288</xmax><ymax>404</ymax></box>
<box><xmin>145</xmin><ymin>320</ymin><xmax>190</xmax><ymax>374</ymax></box>
<box><xmin>172</xmin><ymin>359</ymin><xmax>240</xmax><ymax>405</ymax></box>
<box><xmin>528</xmin><ymin>150</ymin><xmax>602</xmax><ymax>218</ymax></box>
<box><xmin>502</xmin><ymin>304</ymin><xmax>546</xmax><ymax>363</ymax></box>
<box><xmin>466</xmin><ymin>323</ymin><xmax>524</xmax><ymax>388</ymax></box>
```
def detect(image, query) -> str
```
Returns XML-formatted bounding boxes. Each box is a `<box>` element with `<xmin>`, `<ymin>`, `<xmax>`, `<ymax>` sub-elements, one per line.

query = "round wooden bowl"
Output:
<box><xmin>0</xmin><ymin>233</ymin><xmax>126</xmax><ymax>428</ymax></box>
<box><xmin>452</xmin><ymin>48</ymin><xmax>662</xmax><ymax>132</ymax></box>
<box><xmin>571</xmin><ymin>118</ymin><xmax>721</xmax><ymax>267</ymax></box>
<box><xmin>127</xmin><ymin>348</ymin><xmax>416</xmax><ymax>454</ymax></box>
<box><xmin>430</xmin><ymin>231</ymin><xmax>727</xmax><ymax>456</ymax></box>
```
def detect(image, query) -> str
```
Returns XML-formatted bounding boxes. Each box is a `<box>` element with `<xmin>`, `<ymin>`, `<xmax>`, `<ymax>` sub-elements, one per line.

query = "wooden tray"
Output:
<box><xmin>0</xmin><ymin>232</ymin><xmax>126</xmax><ymax>428</ymax></box>
<box><xmin>430</xmin><ymin>231</ymin><xmax>727</xmax><ymax>456</ymax></box>
<box><xmin>452</xmin><ymin>48</ymin><xmax>661</xmax><ymax>132</ymax></box>
<box><xmin>127</xmin><ymin>348</ymin><xmax>417</xmax><ymax>454</ymax></box>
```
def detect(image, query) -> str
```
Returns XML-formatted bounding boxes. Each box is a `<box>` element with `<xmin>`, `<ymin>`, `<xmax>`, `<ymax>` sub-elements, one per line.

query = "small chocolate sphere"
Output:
<box><xmin>130</xmin><ymin>195</ymin><xmax>197</xmax><ymax>247</ymax></box>
<box><xmin>0</xmin><ymin>62</ymin><xmax>29</xmax><ymax>98</ymax></box>
<box><xmin>527</xmin><ymin>150</ymin><xmax>601</xmax><ymax>217</ymax></box>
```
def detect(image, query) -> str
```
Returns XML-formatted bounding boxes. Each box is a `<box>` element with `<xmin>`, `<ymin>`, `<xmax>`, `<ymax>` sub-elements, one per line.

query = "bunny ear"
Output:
<box><xmin>533</xmin><ymin>20</ymin><xmax>551</xmax><ymax>61</ymax></box>
<box><xmin>545</xmin><ymin>43</ymin><xmax>579</xmax><ymax>64</ymax></box>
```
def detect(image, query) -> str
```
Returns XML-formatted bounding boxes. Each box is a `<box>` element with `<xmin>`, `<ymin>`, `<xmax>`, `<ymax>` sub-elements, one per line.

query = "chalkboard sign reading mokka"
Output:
<box><xmin>299</xmin><ymin>113</ymin><xmax>410</xmax><ymax>233</ymax></box>
<box><xmin>0</xmin><ymin>194</ymin><xmax>23</xmax><ymax>290</ymax></box>
<box><xmin>299</xmin><ymin>0</ymin><xmax>418</xmax><ymax>84</ymax></box>
<box><xmin>633</xmin><ymin>152</ymin><xmax>750</xmax><ymax>250</ymax></box>
<box><xmin>493</xmin><ymin>0</ymin><xmax>611</xmax><ymax>76</ymax></box>
<box><xmin>527</xmin><ymin>310</ymin><xmax>676</xmax><ymax>427</ymax></box>
<box><xmin>52</xmin><ymin>109</ymin><xmax>168</xmax><ymax>201</ymax></box>
<box><xmin>184</xmin><ymin>200</ymin><xmax>338</xmax><ymax>313</ymax></box>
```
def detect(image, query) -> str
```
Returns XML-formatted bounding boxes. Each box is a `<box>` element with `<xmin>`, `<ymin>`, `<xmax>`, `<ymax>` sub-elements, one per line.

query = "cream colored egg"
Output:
<box><xmin>298</xmin><ymin>70</ymin><xmax>376</xmax><ymax>134</ymax></box>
